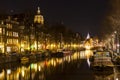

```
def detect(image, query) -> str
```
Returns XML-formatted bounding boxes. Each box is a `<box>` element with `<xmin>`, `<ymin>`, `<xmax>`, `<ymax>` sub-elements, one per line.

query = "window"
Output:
<box><xmin>7</xmin><ymin>31</ymin><xmax>8</xmax><ymax>36</ymax></box>
<box><xmin>13</xmin><ymin>39</ymin><xmax>18</xmax><ymax>44</ymax></box>
<box><xmin>7</xmin><ymin>31</ymin><xmax>12</xmax><ymax>36</ymax></box>
<box><xmin>13</xmin><ymin>32</ymin><xmax>18</xmax><ymax>37</ymax></box>
<box><xmin>7</xmin><ymin>39</ymin><xmax>12</xmax><ymax>44</ymax></box>
<box><xmin>6</xmin><ymin>24</ymin><xmax>12</xmax><ymax>29</ymax></box>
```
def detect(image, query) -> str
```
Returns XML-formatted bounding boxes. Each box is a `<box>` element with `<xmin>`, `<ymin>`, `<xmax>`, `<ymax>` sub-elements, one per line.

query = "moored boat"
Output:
<box><xmin>90</xmin><ymin>51</ymin><xmax>114</xmax><ymax>71</ymax></box>
<box><xmin>51</xmin><ymin>49</ymin><xmax>72</xmax><ymax>57</ymax></box>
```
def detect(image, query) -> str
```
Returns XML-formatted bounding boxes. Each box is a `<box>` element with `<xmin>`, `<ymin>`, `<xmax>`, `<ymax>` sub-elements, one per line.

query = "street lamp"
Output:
<box><xmin>114</xmin><ymin>31</ymin><xmax>119</xmax><ymax>54</ymax></box>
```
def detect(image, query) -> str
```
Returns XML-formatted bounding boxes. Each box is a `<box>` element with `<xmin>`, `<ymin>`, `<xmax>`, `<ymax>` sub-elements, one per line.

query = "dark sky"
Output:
<box><xmin>0</xmin><ymin>0</ymin><xmax>110</xmax><ymax>37</ymax></box>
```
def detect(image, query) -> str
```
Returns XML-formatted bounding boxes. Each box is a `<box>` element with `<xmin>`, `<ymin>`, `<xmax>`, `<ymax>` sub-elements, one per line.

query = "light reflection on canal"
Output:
<box><xmin>0</xmin><ymin>50</ymin><xmax>119</xmax><ymax>80</ymax></box>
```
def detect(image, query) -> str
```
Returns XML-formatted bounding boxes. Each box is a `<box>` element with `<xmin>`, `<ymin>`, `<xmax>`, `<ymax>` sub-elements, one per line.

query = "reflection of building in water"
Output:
<box><xmin>80</xmin><ymin>51</ymin><xmax>86</xmax><ymax>59</ymax></box>
<box><xmin>94</xmin><ymin>67</ymin><xmax>120</xmax><ymax>80</ymax></box>
<box><xmin>94</xmin><ymin>74</ymin><xmax>114</xmax><ymax>80</ymax></box>
<box><xmin>80</xmin><ymin>50</ymin><xmax>93</xmax><ymax>59</ymax></box>
<box><xmin>0</xmin><ymin>52</ymin><xmax>85</xmax><ymax>80</ymax></box>
<box><xmin>85</xmin><ymin>50</ymin><xmax>93</xmax><ymax>59</ymax></box>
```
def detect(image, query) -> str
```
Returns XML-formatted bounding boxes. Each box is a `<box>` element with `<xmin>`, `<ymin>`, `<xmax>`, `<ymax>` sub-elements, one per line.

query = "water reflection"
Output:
<box><xmin>0</xmin><ymin>51</ymin><xmax>83</xmax><ymax>80</ymax></box>
<box><xmin>80</xmin><ymin>50</ymin><xmax>93</xmax><ymax>59</ymax></box>
<box><xmin>0</xmin><ymin>50</ymin><xmax>119</xmax><ymax>80</ymax></box>
<box><xmin>94</xmin><ymin>74</ymin><xmax>114</xmax><ymax>80</ymax></box>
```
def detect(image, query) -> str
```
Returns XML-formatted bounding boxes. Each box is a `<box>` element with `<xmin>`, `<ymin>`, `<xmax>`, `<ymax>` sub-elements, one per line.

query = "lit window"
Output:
<box><xmin>7</xmin><ymin>31</ymin><xmax>8</xmax><ymax>36</ymax></box>
<box><xmin>13</xmin><ymin>32</ymin><xmax>18</xmax><ymax>37</ymax></box>
<box><xmin>7</xmin><ymin>39</ymin><xmax>12</xmax><ymax>44</ymax></box>
<box><xmin>13</xmin><ymin>39</ymin><xmax>18</xmax><ymax>44</ymax></box>
<box><xmin>7</xmin><ymin>31</ymin><xmax>12</xmax><ymax>36</ymax></box>
<box><xmin>6</xmin><ymin>24</ymin><xmax>12</xmax><ymax>29</ymax></box>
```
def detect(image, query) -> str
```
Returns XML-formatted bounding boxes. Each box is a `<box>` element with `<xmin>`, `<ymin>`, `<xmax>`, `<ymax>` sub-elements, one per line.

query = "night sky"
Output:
<box><xmin>0</xmin><ymin>0</ymin><xmax>110</xmax><ymax>37</ymax></box>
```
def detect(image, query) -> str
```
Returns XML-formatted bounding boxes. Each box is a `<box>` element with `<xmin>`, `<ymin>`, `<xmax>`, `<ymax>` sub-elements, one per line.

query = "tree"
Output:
<box><xmin>100</xmin><ymin>0</ymin><xmax>120</xmax><ymax>39</ymax></box>
<box><xmin>107</xmin><ymin>0</ymin><xmax>120</xmax><ymax>33</ymax></box>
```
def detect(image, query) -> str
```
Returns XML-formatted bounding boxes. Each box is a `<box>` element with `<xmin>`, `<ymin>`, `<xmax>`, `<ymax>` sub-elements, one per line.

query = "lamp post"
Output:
<box><xmin>114</xmin><ymin>31</ymin><xmax>119</xmax><ymax>54</ymax></box>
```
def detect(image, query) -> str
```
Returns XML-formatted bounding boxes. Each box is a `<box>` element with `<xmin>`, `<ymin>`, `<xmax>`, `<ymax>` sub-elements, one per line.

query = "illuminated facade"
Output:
<box><xmin>0</xmin><ymin>21</ymin><xmax>6</xmax><ymax>53</ymax></box>
<box><xmin>0</xmin><ymin>6</ymin><xmax>45</xmax><ymax>53</ymax></box>
<box><xmin>84</xmin><ymin>33</ymin><xmax>93</xmax><ymax>49</ymax></box>
<box><xmin>17</xmin><ymin>7</ymin><xmax>45</xmax><ymax>52</ymax></box>
<box><xmin>19</xmin><ymin>24</ymin><xmax>29</xmax><ymax>52</ymax></box>
<box><xmin>0</xmin><ymin>16</ymin><xmax>19</xmax><ymax>53</ymax></box>
<box><xmin>33</xmin><ymin>7</ymin><xmax>45</xmax><ymax>51</ymax></box>
<box><xmin>34</xmin><ymin>7</ymin><xmax>44</xmax><ymax>24</ymax></box>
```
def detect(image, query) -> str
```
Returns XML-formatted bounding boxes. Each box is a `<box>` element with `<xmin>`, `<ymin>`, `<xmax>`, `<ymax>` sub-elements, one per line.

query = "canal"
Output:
<box><xmin>0</xmin><ymin>50</ymin><xmax>120</xmax><ymax>80</ymax></box>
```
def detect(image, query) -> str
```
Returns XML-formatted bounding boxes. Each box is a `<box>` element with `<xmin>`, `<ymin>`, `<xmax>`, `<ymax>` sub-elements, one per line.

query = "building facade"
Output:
<box><xmin>0</xmin><ymin>16</ymin><xmax>19</xmax><ymax>53</ymax></box>
<box><xmin>0</xmin><ymin>6</ymin><xmax>44</xmax><ymax>54</ymax></box>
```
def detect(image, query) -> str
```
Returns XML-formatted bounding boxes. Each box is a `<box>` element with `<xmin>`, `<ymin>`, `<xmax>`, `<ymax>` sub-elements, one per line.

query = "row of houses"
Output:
<box><xmin>0</xmin><ymin>7</ymin><xmax>44</xmax><ymax>53</ymax></box>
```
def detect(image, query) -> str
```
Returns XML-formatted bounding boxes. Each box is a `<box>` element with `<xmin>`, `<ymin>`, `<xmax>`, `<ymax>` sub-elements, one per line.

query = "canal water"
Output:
<box><xmin>0</xmin><ymin>50</ymin><xmax>120</xmax><ymax>80</ymax></box>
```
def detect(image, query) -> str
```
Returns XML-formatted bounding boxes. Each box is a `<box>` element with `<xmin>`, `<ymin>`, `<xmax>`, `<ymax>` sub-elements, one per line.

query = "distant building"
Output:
<box><xmin>34</xmin><ymin>7</ymin><xmax>44</xmax><ymax>24</ymax></box>
<box><xmin>86</xmin><ymin>33</ymin><xmax>90</xmax><ymax>39</ymax></box>
<box><xmin>84</xmin><ymin>33</ymin><xmax>93</xmax><ymax>49</ymax></box>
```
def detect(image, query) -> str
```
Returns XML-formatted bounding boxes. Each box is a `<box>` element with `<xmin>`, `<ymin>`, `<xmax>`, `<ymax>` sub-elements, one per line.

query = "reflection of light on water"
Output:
<box><xmin>58</xmin><ymin>58</ymin><xmax>63</xmax><ymax>64</ymax></box>
<box><xmin>85</xmin><ymin>50</ymin><xmax>93</xmax><ymax>59</ymax></box>
<box><xmin>0</xmin><ymin>50</ymin><xmax>95</xmax><ymax>80</ymax></box>
<box><xmin>64</xmin><ymin>56</ymin><xmax>71</xmax><ymax>63</ymax></box>
<box><xmin>87</xmin><ymin>59</ymin><xmax>90</xmax><ymax>67</ymax></box>
<box><xmin>38</xmin><ymin>66</ymin><xmax>41</xmax><ymax>71</ymax></box>
<box><xmin>42</xmin><ymin>58</ymin><xmax>63</xmax><ymax>67</ymax></box>
<box><xmin>37</xmin><ymin>61</ymin><xmax>44</xmax><ymax>68</ymax></box>
<box><xmin>80</xmin><ymin>51</ymin><xmax>86</xmax><ymax>59</ymax></box>
<box><xmin>79</xmin><ymin>50</ymin><xmax>93</xmax><ymax>59</ymax></box>
<box><xmin>49</xmin><ymin>59</ymin><xmax>56</xmax><ymax>67</ymax></box>
<box><xmin>72</xmin><ymin>53</ymin><xmax>78</xmax><ymax>60</ymax></box>
<box><xmin>30</xmin><ymin>63</ymin><xmax>38</xmax><ymax>72</ymax></box>
<box><xmin>68</xmin><ymin>56</ymin><xmax>71</xmax><ymax>63</ymax></box>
